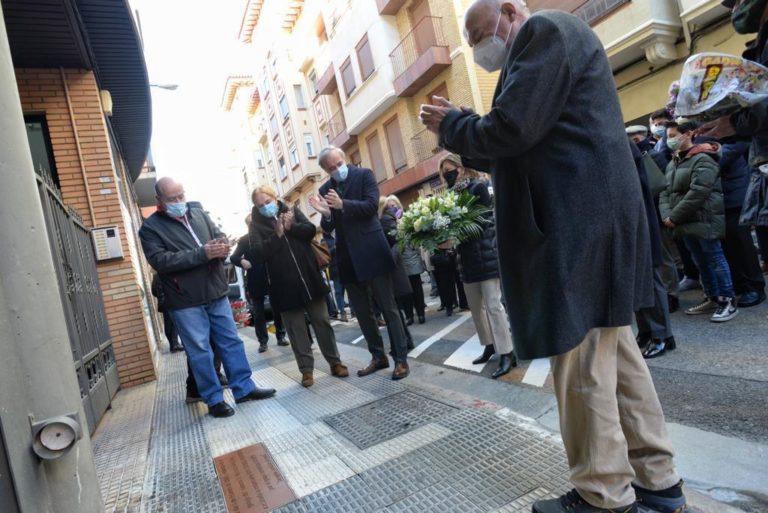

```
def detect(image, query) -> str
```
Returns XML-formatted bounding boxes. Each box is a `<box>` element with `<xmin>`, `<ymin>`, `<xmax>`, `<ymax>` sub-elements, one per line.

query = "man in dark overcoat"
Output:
<box><xmin>420</xmin><ymin>1</ymin><xmax>684</xmax><ymax>512</ymax></box>
<box><xmin>310</xmin><ymin>147</ymin><xmax>410</xmax><ymax>380</ymax></box>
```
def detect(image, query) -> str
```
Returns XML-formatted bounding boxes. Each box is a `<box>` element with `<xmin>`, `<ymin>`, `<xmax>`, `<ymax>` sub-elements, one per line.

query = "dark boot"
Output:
<box><xmin>472</xmin><ymin>345</ymin><xmax>495</xmax><ymax>365</ymax></box>
<box><xmin>491</xmin><ymin>352</ymin><xmax>517</xmax><ymax>379</ymax></box>
<box><xmin>642</xmin><ymin>336</ymin><xmax>676</xmax><ymax>359</ymax></box>
<box><xmin>632</xmin><ymin>479</ymin><xmax>686</xmax><ymax>513</ymax></box>
<box><xmin>533</xmin><ymin>490</ymin><xmax>637</xmax><ymax>512</ymax></box>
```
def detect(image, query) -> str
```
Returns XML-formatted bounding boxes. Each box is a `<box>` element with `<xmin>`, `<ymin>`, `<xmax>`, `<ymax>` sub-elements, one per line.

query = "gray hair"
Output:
<box><xmin>318</xmin><ymin>146</ymin><xmax>346</xmax><ymax>169</ymax></box>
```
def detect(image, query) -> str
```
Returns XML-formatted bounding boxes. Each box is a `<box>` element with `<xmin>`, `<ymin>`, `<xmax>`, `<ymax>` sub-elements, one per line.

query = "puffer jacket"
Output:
<box><xmin>719</xmin><ymin>140</ymin><xmax>751</xmax><ymax>210</ymax></box>
<box><xmin>139</xmin><ymin>202</ymin><xmax>229</xmax><ymax>311</ymax></box>
<box><xmin>659</xmin><ymin>143</ymin><xmax>725</xmax><ymax>240</ymax></box>
<box><xmin>401</xmin><ymin>246</ymin><xmax>425</xmax><ymax>276</ymax></box>
<box><xmin>249</xmin><ymin>202</ymin><xmax>328</xmax><ymax>312</ymax></box>
<box><xmin>453</xmin><ymin>179</ymin><xmax>499</xmax><ymax>283</ymax></box>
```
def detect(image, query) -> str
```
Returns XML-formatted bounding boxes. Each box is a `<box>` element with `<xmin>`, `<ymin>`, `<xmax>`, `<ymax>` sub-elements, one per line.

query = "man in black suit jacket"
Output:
<box><xmin>310</xmin><ymin>146</ymin><xmax>410</xmax><ymax>380</ymax></box>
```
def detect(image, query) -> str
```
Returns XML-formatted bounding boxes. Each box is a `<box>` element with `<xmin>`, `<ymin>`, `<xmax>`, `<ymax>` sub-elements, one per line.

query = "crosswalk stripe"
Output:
<box><xmin>350</xmin><ymin>326</ymin><xmax>385</xmax><ymax>345</ymax></box>
<box><xmin>522</xmin><ymin>358</ymin><xmax>551</xmax><ymax>387</ymax></box>
<box><xmin>408</xmin><ymin>313</ymin><xmax>471</xmax><ymax>357</ymax></box>
<box><xmin>443</xmin><ymin>335</ymin><xmax>485</xmax><ymax>373</ymax></box>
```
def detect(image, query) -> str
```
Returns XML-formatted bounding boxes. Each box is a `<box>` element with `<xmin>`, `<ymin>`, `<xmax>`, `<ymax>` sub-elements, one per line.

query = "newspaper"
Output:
<box><xmin>675</xmin><ymin>52</ymin><xmax>768</xmax><ymax>121</ymax></box>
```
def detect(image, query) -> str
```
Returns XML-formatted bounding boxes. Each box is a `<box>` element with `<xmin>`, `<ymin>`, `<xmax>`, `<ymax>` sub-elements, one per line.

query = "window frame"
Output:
<box><xmin>278</xmin><ymin>157</ymin><xmax>288</xmax><ymax>180</ymax></box>
<box><xmin>303</xmin><ymin>133</ymin><xmax>316</xmax><ymax>158</ymax></box>
<box><xmin>294</xmin><ymin>84</ymin><xmax>307</xmax><ymax>110</ymax></box>
<box><xmin>23</xmin><ymin>114</ymin><xmax>60</xmax><ymax>187</ymax></box>
<box><xmin>289</xmin><ymin>145</ymin><xmax>300</xmax><ymax>169</ymax></box>
<box><xmin>355</xmin><ymin>33</ymin><xmax>375</xmax><ymax>82</ymax></box>
<box><xmin>340</xmin><ymin>56</ymin><xmax>356</xmax><ymax>98</ymax></box>
<box><xmin>279</xmin><ymin>95</ymin><xmax>290</xmax><ymax>120</ymax></box>
<box><xmin>383</xmin><ymin>116</ymin><xmax>408</xmax><ymax>173</ymax></box>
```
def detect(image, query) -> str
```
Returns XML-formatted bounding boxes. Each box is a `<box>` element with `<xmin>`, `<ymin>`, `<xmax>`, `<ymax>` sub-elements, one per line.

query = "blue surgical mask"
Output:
<box><xmin>166</xmin><ymin>202</ymin><xmax>187</xmax><ymax>218</ymax></box>
<box><xmin>258</xmin><ymin>202</ymin><xmax>279</xmax><ymax>218</ymax></box>
<box><xmin>331</xmin><ymin>164</ymin><xmax>349</xmax><ymax>182</ymax></box>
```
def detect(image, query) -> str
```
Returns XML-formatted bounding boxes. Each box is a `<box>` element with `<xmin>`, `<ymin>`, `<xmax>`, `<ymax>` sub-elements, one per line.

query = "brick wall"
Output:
<box><xmin>16</xmin><ymin>68</ymin><xmax>157</xmax><ymax>387</ymax></box>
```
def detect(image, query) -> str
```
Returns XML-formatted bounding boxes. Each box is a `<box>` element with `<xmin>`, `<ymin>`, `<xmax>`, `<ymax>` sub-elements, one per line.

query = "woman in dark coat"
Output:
<box><xmin>250</xmin><ymin>185</ymin><xmax>348</xmax><ymax>387</ymax></box>
<box><xmin>438</xmin><ymin>154</ymin><xmax>515</xmax><ymax>379</ymax></box>
<box><xmin>379</xmin><ymin>196</ymin><xmax>414</xmax><ymax>350</ymax></box>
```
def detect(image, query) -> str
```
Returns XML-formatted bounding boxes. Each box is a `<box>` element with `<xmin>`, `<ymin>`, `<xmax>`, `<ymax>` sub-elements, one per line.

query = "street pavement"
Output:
<box><xmin>90</xmin><ymin>286</ymin><xmax>768</xmax><ymax>512</ymax></box>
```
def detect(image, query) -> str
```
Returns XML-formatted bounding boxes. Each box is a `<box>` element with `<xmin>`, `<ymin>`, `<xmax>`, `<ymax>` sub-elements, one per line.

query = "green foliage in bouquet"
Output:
<box><xmin>395</xmin><ymin>190</ymin><xmax>492</xmax><ymax>252</ymax></box>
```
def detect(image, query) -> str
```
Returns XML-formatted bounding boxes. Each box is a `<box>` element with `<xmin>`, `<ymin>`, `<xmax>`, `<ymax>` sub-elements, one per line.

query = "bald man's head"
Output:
<box><xmin>155</xmin><ymin>177</ymin><xmax>186</xmax><ymax>216</ymax></box>
<box><xmin>464</xmin><ymin>0</ymin><xmax>529</xmax><ymax>48</ymax></box>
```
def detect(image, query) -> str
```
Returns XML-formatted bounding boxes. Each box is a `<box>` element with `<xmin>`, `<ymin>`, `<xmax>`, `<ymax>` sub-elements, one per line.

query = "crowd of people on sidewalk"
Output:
<box><xmin>137</xmin><ymin>0</ymin><xmax>768</xmax><ymax>511</ymax></box>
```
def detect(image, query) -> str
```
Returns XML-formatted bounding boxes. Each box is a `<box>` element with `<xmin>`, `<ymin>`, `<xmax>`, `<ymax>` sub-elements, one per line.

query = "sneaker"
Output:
<box><xmin>711</xmin><ymin>298</ymin><xmax>738</xmax><ymax>323</ymax></box>
<box><xmin>684</xmin><ymin>298</ymin><xmax>717</xmax><ymax>315</ymax></box>
<box><xmin>678</xmin><ymin>277</ymin><xmax>701</xmax><ymax>292</ymax></box>
<box><xmin>533</xmin><ymin>489</ymin><xmax>637</xmax><ymax>513</ymax></box>
<box><xmin>633</xmin><ymin>480</ymin><xmax>687</xmax><ymax>513</ymax></box>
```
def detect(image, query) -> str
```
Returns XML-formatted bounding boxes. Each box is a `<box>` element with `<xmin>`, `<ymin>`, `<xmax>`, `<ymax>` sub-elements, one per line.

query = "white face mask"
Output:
<box><xmin>473</xmin><ymin>11</ymin><xmax>513</xmax><ymax>72</ymax></box>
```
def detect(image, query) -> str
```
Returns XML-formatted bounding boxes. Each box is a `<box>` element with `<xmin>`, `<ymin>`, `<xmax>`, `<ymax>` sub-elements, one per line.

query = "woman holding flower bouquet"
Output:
<box><xmin>438</xmin><ymin>154</ymin><xmax>516</xmax><ymax>378</ymax></box>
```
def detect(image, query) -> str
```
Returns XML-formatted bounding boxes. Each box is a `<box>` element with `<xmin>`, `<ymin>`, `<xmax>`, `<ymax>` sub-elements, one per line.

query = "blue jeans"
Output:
<box><xmin>171</xmin><ymin>297</ymin><xmax>256</xmax><ymax>406</ymax></box>
<box><xmin>683</xmin><ymin>236</ymin><xmax>735</xmax><ymax>299</ymax></box>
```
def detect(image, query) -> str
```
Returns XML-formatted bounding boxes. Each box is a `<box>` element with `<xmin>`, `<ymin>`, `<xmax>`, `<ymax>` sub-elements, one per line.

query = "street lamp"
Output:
<box><xmin>149</xmin><ymin>84</ymin><xmax>178</xmax><ymax>91</ymax></box>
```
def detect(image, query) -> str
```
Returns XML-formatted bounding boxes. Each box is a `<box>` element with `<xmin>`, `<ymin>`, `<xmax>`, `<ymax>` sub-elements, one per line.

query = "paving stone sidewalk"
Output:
<box><xmin>92</xmin><ymin>332</ymin><xmax>732</xmax><ymax>513</ymax></box>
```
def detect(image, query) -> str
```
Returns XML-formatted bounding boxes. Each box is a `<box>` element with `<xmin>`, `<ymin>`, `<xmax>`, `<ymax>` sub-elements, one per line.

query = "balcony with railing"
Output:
<box><xmin>380</xmin><ymin>128</ymin><xmax>447</xmax><ymax>196</ymax></box>
<box><xmin>376</xmin><ymin>0</ymin><xmax>407</xmax><ymax>15</ymax></box>
<box><xmin>327</xmin><ymin>109</ymin><xmax>356</xmax><ymax>150</ymax></box>
<box><xmin>389</xmin><ymin>16</ymin><xmax>451</xmax><ymax>97</ymax></box>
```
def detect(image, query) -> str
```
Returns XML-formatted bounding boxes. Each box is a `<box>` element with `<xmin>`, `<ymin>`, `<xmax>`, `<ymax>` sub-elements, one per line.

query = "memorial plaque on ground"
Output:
<box><xmin>213</xmin><ymin>443</ymin><xmax>295</xmax><ymax>513</ymax></box>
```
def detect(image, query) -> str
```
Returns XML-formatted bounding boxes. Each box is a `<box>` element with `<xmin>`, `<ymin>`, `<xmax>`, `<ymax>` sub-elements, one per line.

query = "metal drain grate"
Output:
<box><xmin>323</xmin><ymin>392</ymin><xmax>457</xmax><ymax>449</ymax></box>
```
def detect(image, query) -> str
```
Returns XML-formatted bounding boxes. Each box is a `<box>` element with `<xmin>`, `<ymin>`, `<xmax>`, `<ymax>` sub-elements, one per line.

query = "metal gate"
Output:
<box><xmin>36</xmin><ymin>172</ymin><xmax>119</xmax><ymax>434</ymax></box>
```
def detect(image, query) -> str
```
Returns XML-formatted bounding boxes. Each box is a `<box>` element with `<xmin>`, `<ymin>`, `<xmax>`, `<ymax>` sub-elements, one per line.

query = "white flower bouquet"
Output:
<box><xmin>395</xmin><ymin>190</ymin><xmax>491</xmax><ymax>252</ymax></box>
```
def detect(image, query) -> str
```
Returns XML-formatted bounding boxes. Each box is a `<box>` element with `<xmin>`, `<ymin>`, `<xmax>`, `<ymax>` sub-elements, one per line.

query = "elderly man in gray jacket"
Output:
<box><xmin>421</xmin><ymin>2</ymin><xmax>685</xmax><ymax>512</ymax></box>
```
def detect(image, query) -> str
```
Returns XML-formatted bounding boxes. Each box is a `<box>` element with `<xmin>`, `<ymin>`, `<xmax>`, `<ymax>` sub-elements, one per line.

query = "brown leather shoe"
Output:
<box><xmin>331</xmin><ymin>363</ymin><xmax>349</xmax><ymax>378</ymax></box>
<box><xmin>301</xmin><ymin>372</ymin><xmax>314</xmax><ymax>387</ymax></box>
<box><xmin>392</xmin><ymin>362</ymin><xmax>409</xmax><ymax>380</ymax></box>
<box><xmin>357</xmin><ymin>358</ymin><xmax>389</xmax><ymax>377</ymax></box>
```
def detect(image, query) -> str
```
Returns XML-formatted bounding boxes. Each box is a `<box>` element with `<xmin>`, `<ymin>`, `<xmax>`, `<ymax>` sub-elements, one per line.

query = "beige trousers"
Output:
<box><xmin>462</xmin><ymin>278</ymin><xmax>514</xmax><ymax>354</ymax></box>
<box><xmin>281</xmin><ymin>297</ymin><xmax>341</xmax><ymax>374</ymax></box>
<box><xmin>551</xmin><ymin>326</ymin><xmax>679</xmax><ymax>508</ymax></box>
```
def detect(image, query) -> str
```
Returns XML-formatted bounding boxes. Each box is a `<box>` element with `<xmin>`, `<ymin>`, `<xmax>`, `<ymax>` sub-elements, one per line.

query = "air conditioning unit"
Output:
<box><xmin>91</xmin><ymin>225</ymin><xmax>124</xmax><ymax>261</ymax></box>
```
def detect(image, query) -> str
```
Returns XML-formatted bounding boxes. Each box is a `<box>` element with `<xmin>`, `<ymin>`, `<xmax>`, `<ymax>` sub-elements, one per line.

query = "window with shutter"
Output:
<box><xmin>356</xmin><ymin>34</ymin><xmax>375</xmax><ymax>81</ymax></box>
<box><xmin>340</xmin><ymin>57</ymin><xmax>356</xmax><ymax>98</ymax></box>
<box><xmin>366</xmin><ymin>131</ymin><xmax>388</xmax><ymax>183</ymax></box>
<box><xmin>384</xmin><ymin>117</ymin><xmax>407</xmax><ymax>173</ymax></box>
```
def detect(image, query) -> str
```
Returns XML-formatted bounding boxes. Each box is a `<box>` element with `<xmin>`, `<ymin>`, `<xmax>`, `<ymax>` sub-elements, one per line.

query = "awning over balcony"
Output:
<box><xmin>390</xmin><ymin>17</ymin><xmax>451</xmax><ymax>97</ymax></box>
<box><xmin>3</xmin><ymin>0</ymin><xmax>152</xmax><ymax>182</ymax></box>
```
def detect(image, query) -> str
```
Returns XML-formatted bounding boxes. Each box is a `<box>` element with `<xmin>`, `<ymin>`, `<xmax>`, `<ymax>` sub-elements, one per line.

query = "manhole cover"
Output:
<box><xmin>324</xmin><ymin>392</ymin><xmax>457</xmax><ymax>449</ymax></box>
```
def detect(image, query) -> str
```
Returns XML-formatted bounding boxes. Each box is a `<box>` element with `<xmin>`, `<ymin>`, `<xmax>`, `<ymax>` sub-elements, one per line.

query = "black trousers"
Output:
<box><xmin>723</xmin><ymin>208</ymin><xmax>766</xmax><ymax>294</ymax></box>
<box><xmin>162</xmin><ymin>310</ymin><xmax>181</xmax><ymax>349</ymax></box>
<box><xmin>407</xmin><ymin>274</ymin><xmax>426</xmax><ymax>318</ymax></box>
<box><xmin>346</xmin><ymin>273</ymin><xmax>409</xmax><ymax>364</ymax></box>
<box><xmin>433</xmin><ymin>260</ymin><xmax>467</xmax><ymax>309</ymax></box>
<box><xmin>251</xmin><ymin>291</ymin><xmax>285</xmax><ymax>344</ymax></box>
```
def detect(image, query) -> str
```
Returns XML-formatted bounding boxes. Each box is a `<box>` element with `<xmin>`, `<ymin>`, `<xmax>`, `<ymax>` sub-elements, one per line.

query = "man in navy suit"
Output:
<box><xmin>310</xmin><ymin>147</ymin><xmax>410</xmax><ymax>380</ymax></box>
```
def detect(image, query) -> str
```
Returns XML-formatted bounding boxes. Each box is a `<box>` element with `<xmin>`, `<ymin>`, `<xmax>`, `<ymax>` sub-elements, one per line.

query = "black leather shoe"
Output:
<box><xmin>185</xmin><ymin>390</ymin><xmax>202</xmax><ymax>404</ymax></box>
<box><xmin>208</xmin><ymin>402</ymin><xmax>235</xmax><ymax>418</ymax></box>
<box><xmin>739</xmin><ymin>290</ymin><xmax>766</xmax><ymax>308</ymax></box>
<box><xmin>491</xmin><ymin>352</ymin><xmax>517</xmax><ymax>379</ymax></box>
<box><xmin>533</xmin><ymin>490</ymin><xmax>637</xmax><ymax>512</ymax></box>
<box><xmin>642</xmin><ymin>336</ymin><xmax>676</xmax><ymax>359</ymax></box>
<box><xmin>406</xmin><ymin>317</ymin><xmax>414</xmax><ymax>326</ymax></box>
<box><xmin>472</xmin><ymin>345</ymin><xmax>495</xmax><ymax>365</ymax></box>
<box><xmin>633</xmin><ymin>479</ymin><xmax>686</xmax><ymax>513</ymax></box>
<box><xmin>258</xmin><ymin>343</ymin><xmax>267</xmax><ymax>353</ymax></box>
<box><xmin>418</xmin><ymin>315</ymin><xmax>426</xmax><ymax>324</ymax></box>
<box><xmin>235</xmin><ymin>386</ymin><xmax>277</xmax><ymax>403</ymax></box>
<box><xmin>446</xmin><ymin>307</ymin><xmax>453</xmax><ymax>317</ymax></box>
<box><xmin>170</xmin><ymin>345</ymin><xmax>185</xmax><ymax>353</ymax></box>
<box><xmin>277</xmin><ymin>338</ymin><xmax>290</xmax><ymax>346</ymax></box>
<box><xmin>636</xmin><ymin>332</ymin><xmax>652</xmax><ymax>350</ymax></box>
